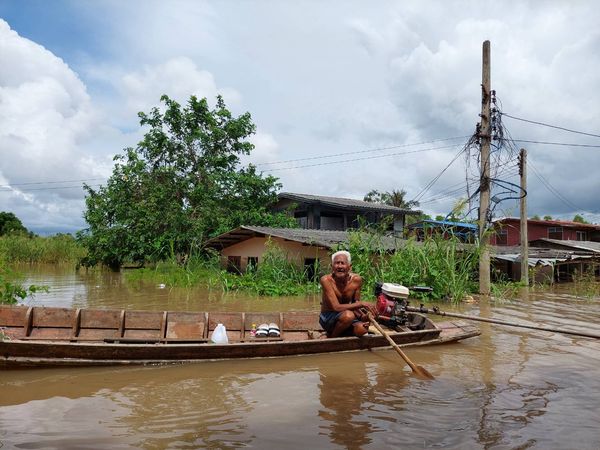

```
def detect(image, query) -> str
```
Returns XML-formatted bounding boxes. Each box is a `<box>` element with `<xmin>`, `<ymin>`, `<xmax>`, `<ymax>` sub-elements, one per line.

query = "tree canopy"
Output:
<box><xmin>80</xmin><ymin>95</ymin><xmax>295</xmax><ymax>269</ymax></box>
<box><xmin>363</xmin><ymin>189</ymin><xmax>419</xmax><ymax>209</ymax></box>
<box><xmin>573</xmin><ymin>214</ymin><xmax>589</xmax><ymax>224</ymax></box>
<box><xmin>0</xmin><ymin>212</ymin><xmax>29</xmax><ymax>236</ymax></box>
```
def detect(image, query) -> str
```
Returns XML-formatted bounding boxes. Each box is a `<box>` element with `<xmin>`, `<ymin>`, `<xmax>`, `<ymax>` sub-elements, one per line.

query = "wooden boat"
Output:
<box><xmin>0</xmin><ymin>305</ymin><xmax>480</xmax><ymax>368</ymax></box>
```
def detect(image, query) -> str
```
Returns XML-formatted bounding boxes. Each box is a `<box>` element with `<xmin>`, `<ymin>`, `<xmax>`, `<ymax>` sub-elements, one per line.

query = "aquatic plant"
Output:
<box><xmin>0</xmin><ymin>266</ymin><xmax>48</xmax><ymax>305</ymax></box>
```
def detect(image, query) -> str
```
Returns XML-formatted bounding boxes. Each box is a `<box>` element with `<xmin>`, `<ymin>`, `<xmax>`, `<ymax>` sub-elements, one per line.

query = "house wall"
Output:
<box><xmin>491</xmin><ymin>220</ymin><xmax>599</xmax><ymax>246</ymax></box>
<box><xmin>220</xmin><ymin>236</ymin><xmax>331</xmax><ymax>273</ymax></box>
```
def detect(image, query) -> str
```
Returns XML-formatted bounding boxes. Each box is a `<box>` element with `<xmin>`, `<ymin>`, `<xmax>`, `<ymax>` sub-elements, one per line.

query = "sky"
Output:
<box><xmin>1</xmin><ymin>0</ymin><xmax>599</xmax><ymax>234</ymax></box>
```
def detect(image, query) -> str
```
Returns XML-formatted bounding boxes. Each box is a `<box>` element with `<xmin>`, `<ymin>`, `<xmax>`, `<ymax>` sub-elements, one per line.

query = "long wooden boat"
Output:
<box><xmin>0</xmin><ymin>305</ymin><xmax>480</xmax><ymax>368</ymax></box>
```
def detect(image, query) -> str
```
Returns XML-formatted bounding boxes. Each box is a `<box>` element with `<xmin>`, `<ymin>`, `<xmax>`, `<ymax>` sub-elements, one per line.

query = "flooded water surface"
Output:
<box><xmin>1</xmin><ymin>266</ymin><xmax>600</xmax><ymax>449</ymax></box>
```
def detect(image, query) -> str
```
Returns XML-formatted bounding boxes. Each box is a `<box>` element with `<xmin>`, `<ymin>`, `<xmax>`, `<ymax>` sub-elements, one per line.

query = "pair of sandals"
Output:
<box><xmin>256</xmin><ymin>323</ymin><xmax>280</xmax><ymax>338</ymax></box>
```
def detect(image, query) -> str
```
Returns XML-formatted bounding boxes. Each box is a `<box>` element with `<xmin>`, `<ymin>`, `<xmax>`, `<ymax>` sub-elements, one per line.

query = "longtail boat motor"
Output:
<box><xmin>374</xmin><ymin>283</ymin><xmax>427</xmax><ymax>331</ymax></box>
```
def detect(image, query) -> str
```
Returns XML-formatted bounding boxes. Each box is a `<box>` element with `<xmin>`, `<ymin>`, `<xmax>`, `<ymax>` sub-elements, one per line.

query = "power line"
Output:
<box><xmin>0</xmin><ymin>178</ymin><xmax>106</xmax><ymax>188</ymax></box>
<box><xmin>256</xmin><ymin>135</ymin><xmax>470</xmax><ymax>166</ymax></box>
<box><xmin>528</xmin><ymin>160</ymin><xmax>583</xmax><ymax>211</ymax></box>
<box><xmin>510</xmin><ymin>139</ymin><xmax>600</xmax><ymax>148</ymax></box>
<box><xmin>501</xmin><ymin>113</ymin><xmax>600</xmax><ymax>139</ymax></box>
<box><xmin>0</xmin><ymin>184</ymin><xmax>102</xmax><ymax>193</ymax></box>
<box><xmin>261</xmin><ymin>143</ymin><xmax>462</xmax><ymax>172</ymax></box>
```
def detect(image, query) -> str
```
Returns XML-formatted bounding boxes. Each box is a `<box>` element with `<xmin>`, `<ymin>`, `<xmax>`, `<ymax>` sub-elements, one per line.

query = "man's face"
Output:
<box><xmin>332</xmin><ymin>254</ymin><xmax>351</xmax><ymax>280</ymax></box>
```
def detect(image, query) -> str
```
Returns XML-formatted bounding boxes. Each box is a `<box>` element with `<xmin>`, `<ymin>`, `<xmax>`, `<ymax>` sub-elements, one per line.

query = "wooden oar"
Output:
<box><xmin>406</xmin><ymin>306</ymin><xmax>600</xmax><ymax>340</ymax></box>
<box><xmin>366</xmin><ymin>311</ymin><xmax>435</xmax><ymax>380</ymax></box>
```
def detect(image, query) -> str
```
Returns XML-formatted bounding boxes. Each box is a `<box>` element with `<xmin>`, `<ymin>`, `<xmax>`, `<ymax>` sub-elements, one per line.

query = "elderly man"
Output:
<box><xmin>319</xmin><ymin>250</ymin><xmax>377</xmax><ymax>337</ymax></box>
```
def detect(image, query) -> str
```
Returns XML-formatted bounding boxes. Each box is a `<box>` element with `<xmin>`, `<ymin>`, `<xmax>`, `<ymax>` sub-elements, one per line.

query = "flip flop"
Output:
<box><xmin>268</xmin><ymin>323</ymin><xmax>280</xmax><ymax>337</ymax></box>
<box><xmin>256</xmin><ymin>323</ymin><xmax>269</xmax><ymax>337</ymax></box>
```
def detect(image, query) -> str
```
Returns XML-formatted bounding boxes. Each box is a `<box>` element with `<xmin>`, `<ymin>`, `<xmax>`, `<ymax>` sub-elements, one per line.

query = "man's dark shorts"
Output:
<box><xmin>319</xmin><ymin>311</ymin><xmax>360</xmax><ymax>336</ymax></box>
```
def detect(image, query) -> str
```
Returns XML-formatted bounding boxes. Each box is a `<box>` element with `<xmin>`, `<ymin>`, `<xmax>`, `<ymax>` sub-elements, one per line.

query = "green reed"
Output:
<box><xmin>0</xmin><ymin>234</ymin><xmax>86</xmax><ymax>264</ymax></box>
<box><xmin>344</xmin><ymin>230</ymin><xmax>481</xmax><ymax>303</ymax></box>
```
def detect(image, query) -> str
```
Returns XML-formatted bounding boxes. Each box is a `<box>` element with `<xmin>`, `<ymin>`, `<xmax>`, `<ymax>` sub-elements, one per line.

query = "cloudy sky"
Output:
<box><xmin>1</xmin><ymin>1</ymin><xmax>599</xmax><ymax>234</ymax></box>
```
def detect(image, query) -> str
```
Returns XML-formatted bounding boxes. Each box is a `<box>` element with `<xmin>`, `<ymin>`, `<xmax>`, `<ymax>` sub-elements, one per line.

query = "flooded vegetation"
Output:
<box><xmin>1</xmin><ymin>265</ymin><xmax>599</xmax><ymax>448</ymax></box>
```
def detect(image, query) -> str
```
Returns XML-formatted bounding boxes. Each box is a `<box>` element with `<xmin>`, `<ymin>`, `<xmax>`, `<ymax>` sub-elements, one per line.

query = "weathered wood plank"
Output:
<box><xmin>283</xmin><ymin>312</ymin><xmax>320</xmax><ymax>331</ymax></box>
<box><xmin>80</xmin><ymin>309</ymin><xmax>121</xmax><ymax>329</ymax></box>
<box><xmin>0</xmin><ymin>306</ymin><xmax>27</xmax><ymax>327</ymax></box>
<box><xmin>32</xmin><ymin>307</ymin><xmax>74</xmax><ymax>328</ymax></box>
<box><xmin>124</xmin><ymin>311</ymin><xmax>163</xmax><ymax>330</ymax></box>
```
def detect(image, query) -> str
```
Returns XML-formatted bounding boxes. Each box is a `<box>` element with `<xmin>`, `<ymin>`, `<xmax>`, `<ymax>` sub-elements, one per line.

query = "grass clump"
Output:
<box><xmin>0</xmin><ymin>234</ymin><xmax>86</xmax><ymax>264</ymax></box>
<box><xmin>343</xmin><ymin>229</ymin><xmax>481</xmax><ymax>303</ymax></box>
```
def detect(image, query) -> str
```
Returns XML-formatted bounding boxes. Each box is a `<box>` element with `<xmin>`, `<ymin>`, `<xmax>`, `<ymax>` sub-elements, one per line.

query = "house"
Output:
<box><xmin>205</xmin><ymin>225</ymin><xmax>400</xmax><ymax>275</ymax></box>
<box><xmin>406</xmin><ymin>219</ymin><xmax>478</xmax><ymax>243</ymax></box>
<box><xmin>490</xmin><ymin>217</ymin><xmax>600</xmax><ymax>246</ymax></box>
<box><xmin>271</xmin><ymin>192</ymin><xmax>420</xmax><ymax>233</ymax></box>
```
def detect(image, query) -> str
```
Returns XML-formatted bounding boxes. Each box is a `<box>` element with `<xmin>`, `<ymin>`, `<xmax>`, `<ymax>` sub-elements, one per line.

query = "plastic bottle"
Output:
<box><xmin>250</xmin><ymin>323</ymin><xmax>257</xmax><ymax>337</ymax></box>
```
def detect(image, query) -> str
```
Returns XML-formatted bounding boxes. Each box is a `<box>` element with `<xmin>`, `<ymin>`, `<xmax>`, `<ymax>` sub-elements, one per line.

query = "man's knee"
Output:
<box><xmin>338</xmin><ymin>311</ymin><xmax>355</xmax><ymax>324</ymax></box>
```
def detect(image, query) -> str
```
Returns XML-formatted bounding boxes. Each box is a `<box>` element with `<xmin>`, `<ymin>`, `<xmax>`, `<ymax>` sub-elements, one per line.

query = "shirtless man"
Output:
<box><xmin>319</xmin><ymin>251</ymin><xmax>377</xmax><ymax>338</ymax></box>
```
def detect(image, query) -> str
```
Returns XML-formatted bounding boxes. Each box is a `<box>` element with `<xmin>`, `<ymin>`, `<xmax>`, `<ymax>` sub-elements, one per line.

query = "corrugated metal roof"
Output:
<box><xmin>205</xmin><ymin>226</ymin><xmax>406</xmax><ymax>251</ymax></box>
<box><xmin>493</xmin><ymin>217</ymin><xmax>600</xmax><ymax>230</ymax></box>
<box><xmin>408</xmin><ymin>220</ymin><xmax>478</xmax><ymax>229</ymax></box>
<box><xmin>277</xmin><ymin>192</ymin><xmax>420</xmax><ymax>214</ymax></box>
<box><xmin>531</xmin><ymin>238</ymin><xmax>600</xmax><ymax>253</ymax></box>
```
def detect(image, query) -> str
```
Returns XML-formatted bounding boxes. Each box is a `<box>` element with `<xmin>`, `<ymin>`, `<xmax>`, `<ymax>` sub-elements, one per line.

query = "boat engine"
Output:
<box><xmin>373</xmin><ymin>282</ymin><xmax>427</xmax><ymax>331</ymax></box>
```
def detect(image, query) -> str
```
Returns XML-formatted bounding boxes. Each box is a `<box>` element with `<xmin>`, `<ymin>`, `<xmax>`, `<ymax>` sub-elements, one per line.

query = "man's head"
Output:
<box><xmin>331</xmin><ymin>251</ymin><xmax>351</xmax><ymax>280</ymax></box>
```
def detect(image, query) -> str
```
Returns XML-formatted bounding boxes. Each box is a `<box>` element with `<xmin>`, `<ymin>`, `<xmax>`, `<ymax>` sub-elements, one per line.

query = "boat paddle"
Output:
<box><xmin>366</xmin><ymin>311</ymin><xmax>435</xmax><ymax>380</ymax></box>
<box><xmin>406</xmin><ymin>305</ymin><xmax>600</xmax><ymax>340</ymax></box>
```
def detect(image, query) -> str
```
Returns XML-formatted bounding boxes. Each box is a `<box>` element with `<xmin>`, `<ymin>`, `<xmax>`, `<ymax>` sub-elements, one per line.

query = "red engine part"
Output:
<box><xmin>376</xmin><ymin>293</ymin><xmax>395</xmax><ymax>317</ymax></box>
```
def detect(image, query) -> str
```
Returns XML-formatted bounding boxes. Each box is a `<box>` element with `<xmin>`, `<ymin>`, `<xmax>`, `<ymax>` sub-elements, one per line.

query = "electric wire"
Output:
<box><xmin>501</xmin><ymin>113</ymin><xmax>600</xmax><ymax>139</ymax></box>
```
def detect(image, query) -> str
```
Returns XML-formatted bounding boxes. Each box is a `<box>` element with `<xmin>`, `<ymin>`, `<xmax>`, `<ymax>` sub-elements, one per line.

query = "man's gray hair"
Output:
<box><xmin>331</xmin><ymin>250</ymin><xmax>351</xmax><ymax>264</ymax></box>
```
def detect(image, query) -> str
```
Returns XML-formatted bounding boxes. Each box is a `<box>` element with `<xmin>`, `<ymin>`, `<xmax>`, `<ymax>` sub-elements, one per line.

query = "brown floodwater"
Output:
<box><xmin>1</xmin><ymin>265</ymin><xmax>600</xmax><ymax>449</ymax></box>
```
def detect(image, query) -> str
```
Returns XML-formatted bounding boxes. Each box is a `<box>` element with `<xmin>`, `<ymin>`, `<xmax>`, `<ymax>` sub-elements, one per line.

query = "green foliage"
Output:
<box><xmin>124</xmin><ymin>240</ymin><xmax>318</xmax><ymax>296</ymax></box>
<box><xmin>340</xmin><ymin>228</ymin><xmax>480</xmax><ymax>303</ymax></box>
<box><xmin>572</xmin><ymin>265</ymin><xmax>599</xmax><ymax>299</ymax></box>
<box><xmin>219</xmin><ymin>240</ymin><xmax>318</xmax><ymax>296</ymax></box>
<box><xmin>0</xmin><ymin>234</ymin><xmax>86</xmax><ymax>264</ymax></box>
<box><xmin>80</xmin><ymin>95</ymin><xmax>295</xmax><ymax>269</ymax></box>
<box><xmin>531</xmin><ymin>215</ymin><xmax>541</xmax><ymax>220</ymax></box>
<box><xmin>0</xmin><ymin>266</ymin><xmax>48</xmax><ymax>304</ymax></box>
<box><xmin>573</xmin><ymin>214</ymin><xmax>589</xmax><ymax>224</ymax></box>
<box><xmin>0</xmin><ymin>211</ymin><xmax>30</xmax><ymax>236</ymax></box>
<box><xmin>363</xmin><ymin>189</ymin><xmax>419</xmax><ymax>209</ymax></box>
<box><xmin>543</xmin><ymin>215</ymin><xmax>553</xmax><ymax>221</ymax></box>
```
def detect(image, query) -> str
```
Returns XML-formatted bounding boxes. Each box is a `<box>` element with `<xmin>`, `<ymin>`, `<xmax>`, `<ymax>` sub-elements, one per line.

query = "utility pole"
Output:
<box><xmin>478</xmin><ymin>40</ymin><xmax>491</xmax><ymax>295</ymax></box>
<box><xmin>519</xmin><ymin>148</ymin><xmax>529</xmax><ymax>285</ymax></box>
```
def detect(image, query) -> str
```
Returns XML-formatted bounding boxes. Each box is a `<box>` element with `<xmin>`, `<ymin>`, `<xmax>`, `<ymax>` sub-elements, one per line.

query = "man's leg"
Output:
<box><xmin>330</xmin><ymin>311</ymin><xmax>356</xmax><ymax>337</ymax></box>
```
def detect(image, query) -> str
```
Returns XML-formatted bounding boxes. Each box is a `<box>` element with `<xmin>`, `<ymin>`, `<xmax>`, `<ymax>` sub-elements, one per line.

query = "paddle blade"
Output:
<box><xmin>414</xmin><ymin>365</ymin><xmax>435</xmax><ymax>380</ymax></box>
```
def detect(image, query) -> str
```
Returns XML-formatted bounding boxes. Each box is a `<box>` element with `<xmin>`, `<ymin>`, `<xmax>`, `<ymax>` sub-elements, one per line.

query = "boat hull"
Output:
<box><xmin>0</xmin><ymin>305</ymin><xmax>479</xmax><ymax>368</ymax></box>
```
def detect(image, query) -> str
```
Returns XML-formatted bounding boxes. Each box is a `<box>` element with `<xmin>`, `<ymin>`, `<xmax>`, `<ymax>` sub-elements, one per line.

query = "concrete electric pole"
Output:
<box><xmin>519</xmin><ymin>148</ymin><xmax>529</xmax><ymax>285</ymax></box>
<box><xmin>478</xmin><ymin>40</ymin><xmax>491</xmax><ymax>295</ymax></box>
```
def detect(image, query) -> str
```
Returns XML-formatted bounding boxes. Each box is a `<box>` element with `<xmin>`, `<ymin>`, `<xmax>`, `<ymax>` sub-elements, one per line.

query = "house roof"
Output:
<box><xmin>276</xmin><ymin>192</ymin><xmax>420</xmax><ymax>215</ymax></box>
<box><xmin>530</xmin><ymin>238</ymin><xmax>600</xmax><ymax>253</ymax></box>
<box><xmin>493</xmin><ymin>217</ymin><xmax>600</xmax><ymax>230</ymax></box>
<box><xmin>407</xmin><ymin>219</ymin><xmax>478</xmax><ymax>230</ymax></box>
<box><xmin>205</xmin><ymin>226</ymin><xmax>404</xmax><ymax>251</ymax></box>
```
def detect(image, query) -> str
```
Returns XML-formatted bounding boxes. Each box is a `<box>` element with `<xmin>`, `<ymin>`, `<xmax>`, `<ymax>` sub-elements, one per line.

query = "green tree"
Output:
<box><xmin>573</xmin><ymin>214</ymin><xmax>589</xmax><ymax>224</ymax></box>
<box><xmin>543</xmin><ymin>215</ymin><xmax>553</xmax><ymax>221</ymax></box>
<box><xmin>0</xmin><ymin>212</ymin><xmax>29</xmax><ymax>236</ymax></box>
<box><xmin>363</xmin><ymin>189</ymin><xmax>419</xmax><ymax>209</ymax></box>
<box><xmin>531</xmin><ymin>215</ymin><xmax>541</xmax><ymax>220</ymax></box>
<box><xmin>80</xmin><ymin>95</ymin><xmax>295</xmax><ymax>269</ymax></box>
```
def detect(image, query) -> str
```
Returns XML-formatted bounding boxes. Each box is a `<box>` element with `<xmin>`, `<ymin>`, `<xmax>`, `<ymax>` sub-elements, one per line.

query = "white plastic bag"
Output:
<box><xmin>211</xmin><ymin>323</ymin><xmax>229</xmax><ymax>344</ymax></box>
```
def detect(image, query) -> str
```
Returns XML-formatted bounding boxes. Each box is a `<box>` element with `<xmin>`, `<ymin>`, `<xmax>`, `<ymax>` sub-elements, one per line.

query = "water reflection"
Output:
<box><xmin>2</xmin><ymin>265</ymin><xmax>600</xmax><ymax>449</ymax></box>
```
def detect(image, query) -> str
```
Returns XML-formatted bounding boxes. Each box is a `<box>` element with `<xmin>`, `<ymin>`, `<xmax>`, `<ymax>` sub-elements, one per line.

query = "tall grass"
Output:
<box><xmin>0</xmin><ymin>234</ymin><xmax>86</xmax><ymax>264</ymax></box>
<box><xmin>344</xmin><ymin>230</ymin><xmax>481</xmax><ymax>303</ymax></box>
<box><xmin>123</xmin><ymin>240</ymin><xmax>319</xmax><ymax>296</ymax></box>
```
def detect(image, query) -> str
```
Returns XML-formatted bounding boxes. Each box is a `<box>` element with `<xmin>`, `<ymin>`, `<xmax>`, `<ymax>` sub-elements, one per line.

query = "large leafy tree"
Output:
<box><xmin>0</xmin><ymin>212</ymin><xmax>29</xmax><ymax>236</ymax></box>
<box><xmin>80</xmin><ymin>95</ymin><xmax>295</xmax><ymax>269</ymax></box>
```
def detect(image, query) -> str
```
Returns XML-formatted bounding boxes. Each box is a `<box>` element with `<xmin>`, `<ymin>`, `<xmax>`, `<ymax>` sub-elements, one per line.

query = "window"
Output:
<box><xmin>548</xmin><ymin>227</ymin><xmax>563</xmax><ymax>240</ymax></box>
<box><xmin>246</xmin><ymin>256</ymin><xmax>258</xmax><ymax>272</ymax></box>
<box><xmin>576</xmin><ymin>231</ymin><xmax>587</xmax><ymax>241</ymax></box>
<box><xmin>227</xmin><ymin>256</ymin><xmax>241</xmax><ymax>273</ymax></box>
<box><xmin>496</xmin><ymin>229</ymin><xmax>508</xmax><ymax>246</ymax></box>
<box><xmin>294</xmin><ymin>212</ymin><xmax>308</xmax><ymax>228</ymax></box>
